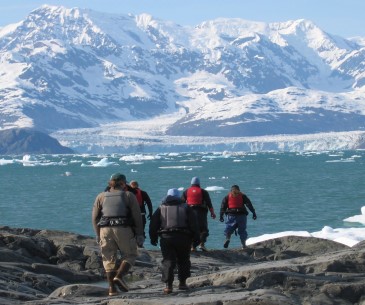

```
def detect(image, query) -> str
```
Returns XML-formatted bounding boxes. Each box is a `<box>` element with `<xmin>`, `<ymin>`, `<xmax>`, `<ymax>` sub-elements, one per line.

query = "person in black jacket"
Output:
<box><xmin>220</xmin><ymin>185</ymin><xmax>257</xmax><ymax>249</ymax></box>
<box><xmin>181</xmin><ymin>177</ymin><xmax>216</xmax><ymax>252</ymax></box>
<box><xmin>149</xmin><ymin>188</ymin><xmax>200</xmax><ymax>294</ymax></box>
<box><xmin>130</xmin><ymin>180</ymin><xmax>153</xmax><ymax>239</ymax></box>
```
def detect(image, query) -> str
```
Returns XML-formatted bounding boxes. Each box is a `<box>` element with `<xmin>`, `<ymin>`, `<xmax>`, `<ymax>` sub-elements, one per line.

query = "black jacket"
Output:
<box><xmin>149</xmin><ymin>195</ymin><xmax>200</xmax><ymax>245</ymax></box>
<box><xmin>220</xmin><ymin>192</ymin><xmax>256</xmax><ymax>217</ymax></box>
<box><xmin>181</xmin><ymin>185</ymin><xmax>214</xmax><ymax>211</ymax></box>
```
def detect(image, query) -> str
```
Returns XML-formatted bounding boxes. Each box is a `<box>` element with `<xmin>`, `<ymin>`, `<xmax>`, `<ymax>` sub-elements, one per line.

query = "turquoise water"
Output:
<box><xmin>1</xmin><ymin>151</ymin><xmax>364</xmax><ymax>249</ymax></box>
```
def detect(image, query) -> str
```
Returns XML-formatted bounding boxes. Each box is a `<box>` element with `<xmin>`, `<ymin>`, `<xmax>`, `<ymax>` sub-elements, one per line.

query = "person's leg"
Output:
<box><xmin>190</xmin><ymin>209</ymin><xmax>200</xmax><ymax>251</ymax></box>
<box><xmin>113</xmin><ymin>227</ymin><xmax>137</xmax><ymax>292</ymax></box>
<box><xmin>175</xmin><ymin>235</ymin><xmax>192</xmax><ymax>289</ymax></box>
<box><xmin>223</xmin><ymin>215</ymin><xmax>237</xmax><ymax>248</ymax></box>
<box><xmin>142</xmin><ymin>215</ymin><xmax>147</xmax><ymax>239</ymax></box>
<box><xmin>160</xmin><ymin>237</ymin><xmax>176</xmax><ymax>293</ymax></box>
<box><xmin>99</xmin><ymin>227</ymin><xmax>119</xmax><ymax>295</ymax></box>
<box><xmin>236</xmin><ymin>215</ymin><xmax>248</xmax><ymax>248</ymax></box>
<box><xmin>198</xmin><ymin>210</ymin><xmax>209</xmax><ymax>251</ymax></box>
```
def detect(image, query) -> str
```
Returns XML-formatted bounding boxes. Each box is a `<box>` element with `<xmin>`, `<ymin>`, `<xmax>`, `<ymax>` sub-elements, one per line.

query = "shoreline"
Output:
<box><xmin>1</xmin><ymin>226</ymin><xmax>365</xmax><ymax>304</ymax></box>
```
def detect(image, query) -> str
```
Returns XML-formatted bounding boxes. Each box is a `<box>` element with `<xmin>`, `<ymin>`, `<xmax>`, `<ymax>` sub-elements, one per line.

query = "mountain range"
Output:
<box><xmin>0</xmin><ymin>5</ymin><xmax>365</xmax><ymax>152</ymax></box>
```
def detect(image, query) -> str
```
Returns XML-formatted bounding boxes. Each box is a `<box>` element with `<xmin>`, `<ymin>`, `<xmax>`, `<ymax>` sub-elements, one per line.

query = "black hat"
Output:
<box><xmin>110</xmin><ymin>173</ymin><xmax>126</xmax><ymax>182</ymax></box>
<box><xmin>231</xmin><ymin>185</ymin><xmax>240</xmax><ymax>191</ymax></box>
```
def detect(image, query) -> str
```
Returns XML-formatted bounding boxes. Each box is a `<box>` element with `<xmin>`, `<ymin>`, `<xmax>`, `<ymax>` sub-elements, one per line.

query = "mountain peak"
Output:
<box><xmin>0</xmin><ymin>5</ymin><xmax>364</xmax><ymax>142</ymax></box>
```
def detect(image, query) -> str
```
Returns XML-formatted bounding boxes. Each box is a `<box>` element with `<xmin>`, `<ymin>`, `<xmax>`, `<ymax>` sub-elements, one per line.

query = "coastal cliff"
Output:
<box><xmin>1</xmin><ymin>226</ymin><xmax>365</xmax><ymax>305</ymax></box>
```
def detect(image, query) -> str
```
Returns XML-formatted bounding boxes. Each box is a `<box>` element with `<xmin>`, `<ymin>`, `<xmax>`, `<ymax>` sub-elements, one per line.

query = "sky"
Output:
<box><xmin>0</xmin><ymin>0</ymin><xmax>365</xmax><ymax>39</ymax></box>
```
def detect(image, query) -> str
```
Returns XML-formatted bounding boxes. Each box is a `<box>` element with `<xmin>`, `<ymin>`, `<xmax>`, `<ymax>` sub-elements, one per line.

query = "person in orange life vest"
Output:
<box><xmin>220</xmin><ymin>185</ymin><xmax>257</xmax><ymax>249</ymax></box>
<box><xmin>181</xmin><ymin>176</ymin><xmax>216</xmax><ymax>252</ymax></box>
<box><xmin>130</xmin><ymin>180</ymin><xmax>153</xmax><ymax>239</ymax></box>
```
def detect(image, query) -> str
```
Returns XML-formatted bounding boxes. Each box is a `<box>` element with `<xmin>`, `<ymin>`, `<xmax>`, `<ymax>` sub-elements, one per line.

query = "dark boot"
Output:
<box><xmin>113</xmin><ymin>261</ymin><xmax>131</xmax><ymax>292</ymax></box>
<box><xmin>178</xmin><ymin>279</ymin><xmax>189</xmax><ymax>290</ymax></box>
<box><xmin>163</xmin><ymin>282</ymin><xmax>173</xmax><ymax>294</ymax></box>
<box><xmin>106</xmin><ymin>271</ymin><xmax>118</xmax><ymax>296</ymax></box>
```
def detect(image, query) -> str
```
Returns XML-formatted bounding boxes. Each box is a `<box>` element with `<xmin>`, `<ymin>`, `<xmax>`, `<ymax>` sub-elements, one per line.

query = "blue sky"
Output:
<box><xmin>1</xmin><ymin>0</ymin><xmax>364</xmax><ymax>38</ymax></box>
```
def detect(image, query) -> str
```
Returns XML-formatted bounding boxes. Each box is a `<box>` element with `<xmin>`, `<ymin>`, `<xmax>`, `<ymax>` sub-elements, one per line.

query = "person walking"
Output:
<box><xmin>92</xmin><ymin>173</ymin><xmax>144</xmax><ymax>296</ymax></box>
<box><xmin>219</xmin><ymin>185</ymin><xmax>257</xmax><ymax>249</ymax></box>
<box><xmin>181</xmin><ymin>177</ymin><xmax>216</xmax><ymax>251</ymax></box>
<box><xmin>149</xmin><ymin>188</ymin><xmax>200</xmax><ymax>294</ymax></box>
<box><xmin>130</xmin><ymin>180</ymin><xmax>153</xmax><ymax>239</ymax></box>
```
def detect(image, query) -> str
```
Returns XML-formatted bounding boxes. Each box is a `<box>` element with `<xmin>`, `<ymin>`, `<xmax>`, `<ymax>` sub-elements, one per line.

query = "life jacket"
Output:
<box><xmin>101</xmin><ymin>191</ymin><xmax>129</xmax><ymax>218</ymax></box>
<box><xmin>186</xmin><ymin>186</ymin><xmax>203</xmax><ymax>206</ymax></box>
<box><xmin>134</xmin><ymin>188</ymin><xmax>143</xmax><ymax>207</ymax></box>
<box><xmin>160</xmin><ymin>203</ymin><xmax>188</xmax><ymax>231</ymax></box>
<box><xmin>227</xmin><ymin>193</ymin><xmax>244</xmax><ymax>209</ymax></box>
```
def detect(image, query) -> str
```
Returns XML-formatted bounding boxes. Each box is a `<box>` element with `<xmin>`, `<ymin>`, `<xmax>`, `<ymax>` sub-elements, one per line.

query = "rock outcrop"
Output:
<box><xmin>0</xmin><ymin>128</ymin><xmax>74</xmax><ymax>154</ymax></box>
<box><xmin>1</xmin><ymin>226</ymin><xmax>365</xmax><ymax>305</ymax></box>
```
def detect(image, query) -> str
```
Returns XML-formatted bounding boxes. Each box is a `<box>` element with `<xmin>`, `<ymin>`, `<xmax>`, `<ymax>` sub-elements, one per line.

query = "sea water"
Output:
<box><xmin>1</xmin><ymin>150</ymin><xmax>365</xmax><ymax>249</ymax></box>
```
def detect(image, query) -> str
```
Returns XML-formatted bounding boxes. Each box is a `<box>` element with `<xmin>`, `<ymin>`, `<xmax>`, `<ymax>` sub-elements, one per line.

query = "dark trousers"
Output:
<box><xmin>191</xmin><ymin>208</ymin><xmax>209</xmax><ymax>244</ymax></box>
<box><xmin>160</xmin><ymin>233</ymin><xmax>192</xmax><ymax>284</ymax></box>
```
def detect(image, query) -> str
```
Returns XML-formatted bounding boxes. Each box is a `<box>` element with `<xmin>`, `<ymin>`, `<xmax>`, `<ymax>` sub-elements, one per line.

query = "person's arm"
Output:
<box><xmin>219</xmin><ymin>196</ymin><xmax>228</xmax><ymax>221</ymax></box>
<box><xmin>203</xmin><ymin>190</ymin><xmax>216</xmax><ymax>219</ymax></box>
<box><xmin>142</xmin><ymin>191</ymin><xmax>153</xmax><ymax>218</ymax></box>
<box><xmin>243</xmin><ymin>194</ymin><xmax>257</xmax><ymax>219</ymax></box>
<box><xmin>91</xmin><ymin>193</ymin><xmax>103</xmax><ymax>242</ymax></box>
<box><xmin>149</xmin><ymin>207</ymin><xmax>161</xmax><ymax>245</ymax></box>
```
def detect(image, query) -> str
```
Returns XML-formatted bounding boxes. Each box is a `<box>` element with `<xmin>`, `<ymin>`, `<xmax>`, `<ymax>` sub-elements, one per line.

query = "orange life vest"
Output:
<box><xmin>134</xmin><ymin>188</ymin><xmax>143</xmax><ymax>207</ymax></box>
<box><xmin>228</xmin><ymin>193</ymin><xmax>244</xmax><ymax>209</ymax></box>
<box><xmin>186</xmin><ymin>186</ymin><xmax>203</xmax><ymax>206</ymax></box>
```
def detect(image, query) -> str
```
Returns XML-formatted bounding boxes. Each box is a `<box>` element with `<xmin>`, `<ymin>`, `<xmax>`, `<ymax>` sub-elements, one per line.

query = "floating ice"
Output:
<box><xmin>159</xmin><ymin>165</ymin><xmax>202</xmax><ymax>169</ymax></box>
<box><xmin>343</xmin><ymin>206</ymin><xmax>365</xmax><ymax>225</ymax></box>
<box><xmin>120</xmin><ymin>154</ymin><xmax>161</xmax><ymax>162</ymax></box>
<box><xmin>0</xmin><ymin>158</ymin><xmax>14</xmax><ymax>165</ymax></box>
<box><xmin>85</xmin><ymin>157</ymin><xmax>119</xmax><ymax>167</ymax></box>
<box><xmin>205</xmin><ymin>186</ymin><xmax>226</xmax><ymax>191</ymax></box>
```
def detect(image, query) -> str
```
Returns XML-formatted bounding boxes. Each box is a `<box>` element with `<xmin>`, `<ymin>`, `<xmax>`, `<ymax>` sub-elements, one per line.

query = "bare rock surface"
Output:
<box><xmin>1</xmin><ymin>226</ymin><xmax>365</xmax><ymax>305</ymax></box>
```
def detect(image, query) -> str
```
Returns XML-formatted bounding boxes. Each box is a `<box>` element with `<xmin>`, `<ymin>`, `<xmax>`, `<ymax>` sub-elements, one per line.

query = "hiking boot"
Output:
<box><xmin>113</xmin><ymin>261</ymin><xmax>131</xmax><ymax>292</ymax></box>
<box><xmin>178</xmin><ymin>280</ymin><xmax>189</xmax><ymax>290</ymax></box>
<box><xmin>241</xmin><ymin>241</ymin><xmax>247</xmax><ymax>250</ymax></box>
<box><xmin>163</xmin><ymin>283</ymin><xmax>173</xmax><ymax>294</ymax></box>
<box><xmin>106</xmin><ymin>271</ymin><xmax>118</xmax><ymax>296</ymax></box>
<box><xmin>199</xmin><ymin>243</ymin><xmax>208</xmax><ymax>252</ymax></box>
<box><xmin>223</xmin><ymin>239</ymin><xmax>230</xmax><ymax>249</ymax></box>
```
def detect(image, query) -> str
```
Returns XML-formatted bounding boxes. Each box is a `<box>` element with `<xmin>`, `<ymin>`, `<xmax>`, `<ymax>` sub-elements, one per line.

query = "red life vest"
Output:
<box><xmin>186</xmin><ymin>186</ymin><xmax>203</xmax><ymax>206</ymax></box>
<box><xmin>134</xmin><ymin>188</ymin><xmax>143</xmax><ymax>207</ymax></box>
<box><xmin>228</xmin><ymin>193</ymin><xmax>244</xmax><ymax>209</ymax></box>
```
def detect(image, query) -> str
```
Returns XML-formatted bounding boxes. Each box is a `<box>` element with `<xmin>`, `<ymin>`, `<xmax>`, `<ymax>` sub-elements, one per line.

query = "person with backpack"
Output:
<box><xmin>130</xmin><ymin>180</ymin><xmax>153</xmax><ymax>239</ymax></box>
<box><xmin>92</xmin><ymin>173</ymin><xmax>144</xmax><ymax>296</ymax></box>
<box><xmin>220</xmin><ymin>185</ymin><xmax>257</xmax><ymax>249</ymax></box>
<box><xmin>149</xmin><ymin>188</ymin><xmax>200</xmax><ymax>294</ymax></box>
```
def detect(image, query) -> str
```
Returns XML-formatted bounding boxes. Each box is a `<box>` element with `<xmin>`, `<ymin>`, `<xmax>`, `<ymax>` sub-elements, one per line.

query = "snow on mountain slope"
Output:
<box><xmin>0</xmin><ymin>5</ymin><xmax>365</xmax><ymax>152</ymax></box>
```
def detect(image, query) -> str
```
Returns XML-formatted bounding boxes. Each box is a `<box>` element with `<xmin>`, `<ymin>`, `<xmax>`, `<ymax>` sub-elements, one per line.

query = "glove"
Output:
<box><xmin>252</xmin><ymin>212</ymin><xmax>257</xmax><ymax>220</ymax></box>
<box><xmin>219</xmin><ymin>216</ymin><xmax>224</xmax><ymax>222</ymax></box>
<box><xmin>96</xmin><ymin>236</ymin><xmax>101</xmax><ymax>244</ymax></box>
<box><xmin>136</xmin><ymin>235</ymin><xmax>145</xmax><ymax>247</ymax></box>
<box><xmin>209</xmin><ymin>208</ymin><xmax>216</xmax><ymax>219</ymax></box>
<box><xmin>151</xmin><ymin>240</ymin><xmax>158</xmax><ymax>246</ymax></box>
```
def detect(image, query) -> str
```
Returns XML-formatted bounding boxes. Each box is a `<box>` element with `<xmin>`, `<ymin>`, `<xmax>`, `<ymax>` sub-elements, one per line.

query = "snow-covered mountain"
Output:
<box><xmin>0</xmin><ymin>5</ymin><xmax>365</xmax><ymax>152</ymax></box>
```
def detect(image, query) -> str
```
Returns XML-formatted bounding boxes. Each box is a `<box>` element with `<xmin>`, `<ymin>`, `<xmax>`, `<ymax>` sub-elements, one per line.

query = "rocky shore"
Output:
<box><xmin>1</xmin><ymin>226</ymin><xmax>365</xmax><ymax>305</ymax></box>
